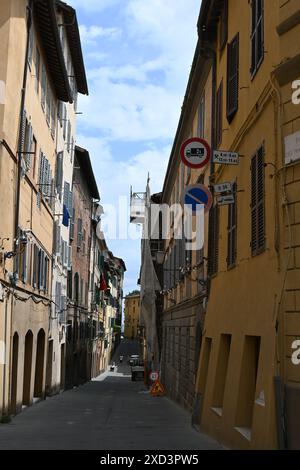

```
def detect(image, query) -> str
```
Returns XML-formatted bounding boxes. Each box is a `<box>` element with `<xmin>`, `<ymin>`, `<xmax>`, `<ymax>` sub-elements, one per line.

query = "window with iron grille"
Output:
<box><xmin>216</xmin><ymin>80</ymin><xmax>223</xmax><ymax>147</ymax></box>
<box><xmin>219</xmin><ymin>0</ymin><xmax>228</xmax><ymax>51</ymax></box>
<box><xmin>227</xmin><ymin>182</ymin><xmax>237</xmax><ymax>268</ymax></box>
<box><xmin>251</xmin><ymin>146</ymin><xmax>265</xmax><ymax>256</ymax></box>
<box><xmin>208</xmin><ymin>205</ymin><xmax>219</xmax><ymax>276</ymax></box>
<box><xmin>227</xmin><ymin>34</ymin><xmax>239</xmax><ymax>123</ymax></box>
<box><xmin>251</xmin><ymin>0</ymin><xmax>264</xmax><ymax>77</ymax></box>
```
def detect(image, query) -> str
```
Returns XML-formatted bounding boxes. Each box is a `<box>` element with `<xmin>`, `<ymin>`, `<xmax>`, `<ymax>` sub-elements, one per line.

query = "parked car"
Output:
<box><xmin>128</xmin><ymin>354</ymin><xmax>139</xmax><ymax>366</ymax></box>
<box><xmin>131</xmin><ymin>362</ymin><xmax>144</xmax><ymax>381</ymax></box>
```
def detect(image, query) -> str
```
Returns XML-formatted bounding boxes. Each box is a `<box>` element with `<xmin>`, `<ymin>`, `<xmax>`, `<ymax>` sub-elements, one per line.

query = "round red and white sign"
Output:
<box><xmin>180</xmin><ymin>138</ymin><xmax>211</xmax><ymax>169</ymax></box>
<box><xmin>150</xmin><ymin>371</ymin><xmax>159</xmax><ymax>381</ymax></box>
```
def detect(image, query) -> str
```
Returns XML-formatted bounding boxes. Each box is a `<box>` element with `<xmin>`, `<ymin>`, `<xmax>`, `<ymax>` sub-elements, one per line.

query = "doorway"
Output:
<box><xmin>11</xmin><ymin>332</ymin><xmax>19</xmax><ymax>413</ymax></box>
<box><xmin>23</xmin><ymin>330</ymin><xmax>33</xmax><ymax>406</ymax></box>
<box><xmin>34</xmin><ymin>329</ymin><xmax>45</xmax><ymax>398</ymax></box>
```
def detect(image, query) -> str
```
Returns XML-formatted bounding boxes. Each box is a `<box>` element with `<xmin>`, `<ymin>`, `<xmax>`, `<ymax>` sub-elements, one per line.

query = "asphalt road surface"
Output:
<box><xmin>0</xmin><ymin>339</ymin><xmax>222</xmax><ymax>450</ymax></box>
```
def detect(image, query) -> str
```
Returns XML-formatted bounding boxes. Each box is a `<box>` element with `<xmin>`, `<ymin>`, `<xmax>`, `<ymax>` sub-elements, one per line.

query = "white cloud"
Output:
<box><xmin>74</xmin><ymin>134</ymin><xmax>169</xmax><ymax>294</ymax></box>
<box><xmin>69</xmin><ymin>0</ymin><xmax>121</xmax><ymax>13</ymax></box>
<box><xmin>79</xmin><ymin>25</ymin><xmax>121</xmax><ymax>45</ymax></box>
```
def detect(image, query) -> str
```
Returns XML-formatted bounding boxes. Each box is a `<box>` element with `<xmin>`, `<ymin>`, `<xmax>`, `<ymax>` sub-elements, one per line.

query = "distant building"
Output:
<box><xmin>65</xmin><ymin>146</ymin><xmax>99</xmax><ymax>388</ymax></box>
<box><xmin>124</xmin><ymin>292</ymin><xmax>141</xmax><ymax>340</ymax></box>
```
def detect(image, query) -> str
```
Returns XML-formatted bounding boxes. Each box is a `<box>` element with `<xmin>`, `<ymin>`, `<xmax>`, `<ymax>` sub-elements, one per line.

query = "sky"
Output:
<box><xmin>68</xmin><ymin>0</ymin><xmax>200</xmax><ymax>295</ymax></box>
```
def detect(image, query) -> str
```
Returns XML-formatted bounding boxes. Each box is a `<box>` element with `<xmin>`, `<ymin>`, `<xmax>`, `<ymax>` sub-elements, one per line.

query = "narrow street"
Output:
<box><xmin>0</xmin><ymin>340</ymin><xmax>221</xmax><ymax>450</ymax></box>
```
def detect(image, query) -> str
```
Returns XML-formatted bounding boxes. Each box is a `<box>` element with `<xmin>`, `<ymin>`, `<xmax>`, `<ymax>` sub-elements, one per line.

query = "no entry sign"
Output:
<box><xmin>184</xmin><ymin>184</ymin><xmax>213</xmax><ymax>214</ymax></box>
<box><xmin>180</xmin><ymin>138</ymin><xmax>211</xmax><ymax>169</ymax></box>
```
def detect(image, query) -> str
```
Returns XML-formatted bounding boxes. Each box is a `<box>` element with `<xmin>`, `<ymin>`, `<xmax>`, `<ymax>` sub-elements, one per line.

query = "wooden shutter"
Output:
<box><xmin>63</xmin><ymin>181</ymin><xmax>70</xmax><ymax>208</ymax></box>
<box><xmin>220</xmin><ymin>0</ymin><xmax>228</xmax><ymax>51</ymax></box>
<box><xmin>67</xmin><ymin>121</ymin><xmax>71</xmax><ymax>152</ymax></box>
<box><xmin>208</xmin><ymin>205</ymin><xmax>219</xmax><ymax>276</ymax></box>
<box><xmin>227</xmin><ymin>183</ymin><xmax>237</xmax><ymax>267</ymax></box>
<box><xmin>68</xmin><ymin>190</ymin><xmax>73</xmax><ymax>214</ymax></box>
<box><xmin>55</xmin><ymin>152</ymin><xmax>63</xmax><ymax>199</ymax></box>
<box><xmin>251</xmin><ymin>146</ymin><xmax>265</xmax><ymax>255</ymax></box>
<box><xmin>70</xmin><ymin>208</ymin><xmax>75</xmax><ymax>240</ymax></box>
<box><xmin>63</xmin><ymin>105</ymin><xmax>67</xmax><ymax>140</ymax></box>
<box><xmin>77</xmin><ymin>218</ymin><xmax>82</xmax><ymax>248</ymax></box>
<box><xmin>227</xmin><ymin>34</ymin><xmax>239</xmax><ymax>122</ymax></box>
<box><xmin>41</xmin><ymin>63</ymin><xmax>47</xmax><ymax>110</ymax></box>
<box><xmin>216</xmin><ymin>80</ymin><xmax>223</xmax><ymax>147</ymax></box>
<box><xmin>251</xmin><ymin>0</ymin><xmax>264</xmax><ymax>76</ymax></box>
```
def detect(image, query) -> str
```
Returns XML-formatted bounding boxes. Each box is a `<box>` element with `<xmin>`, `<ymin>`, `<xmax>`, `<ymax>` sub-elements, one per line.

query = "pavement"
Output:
<box><xmin>0</xmin><ymin>339</ymin><xmax>222</xmax><ymax>450</ymax></box>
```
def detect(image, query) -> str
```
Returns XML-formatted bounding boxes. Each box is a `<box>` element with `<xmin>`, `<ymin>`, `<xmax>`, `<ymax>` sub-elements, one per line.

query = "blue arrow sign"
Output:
<box><xmin>184</xmin><ymin>184</ymin><xmax>213</xmax><ymax>214</ymax></box>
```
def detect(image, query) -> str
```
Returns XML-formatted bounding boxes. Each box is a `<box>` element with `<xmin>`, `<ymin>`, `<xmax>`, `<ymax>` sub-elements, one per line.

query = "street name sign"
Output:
<box><xmin>213</xmin><ymin>150</ymin><xmax>239</xmax><ymax>165</ymax></box>
<box><xmin>184</xmin><ymin>184</ymin><xmax>213</xmax><ymax>214</ymax></box>
<box><xmin>180</xmin><ymin>138</ymin><xmax>211</xmax><ymax>169</ymax></box>
<box><xmin>214</xmin><ymin>182</ymin><xmax>232</xmax><ymax>193</ymax></box>
<box><xmin>217</xmin><ymin>194</ymin><xmax>235</xmax><ymax>206</ymax></box>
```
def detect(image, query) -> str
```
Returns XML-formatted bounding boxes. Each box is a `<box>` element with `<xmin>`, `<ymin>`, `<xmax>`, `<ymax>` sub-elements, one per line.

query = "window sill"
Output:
<box><xmin>250</xmin><ymin>57</ymin><xmax>264</xmax><ymax>82</ymax></box>
<box><xmin>211</xmin><ymin>406</ymin><xmax>223</xmax><ymax>417</ymax></box>
<box><xmin>227</xmin><ymin>263</ymin><xmax>236</xmax><ymax>271</ymax></box>
<box><xmin>234</xmin><ymin>426</ymin><xmax>251</xmax><ymax>441</ymax></box>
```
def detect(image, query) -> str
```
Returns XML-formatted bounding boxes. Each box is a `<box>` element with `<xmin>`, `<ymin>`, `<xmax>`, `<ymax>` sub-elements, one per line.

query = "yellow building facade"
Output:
<box><xmin>0</xmin><ymin>0</ymin><xmax>86</xmax><ymax>418</ymax></box>
<box><xmin>194</xmin><ymin>0</ymin><xmax>300</xmax><ymax>450</ymax></box>
<box><xmin>158</xmin><ymin>0</ymin><xmax>300</xmax><ymax>450</ymax></box>
<box><xmin>124</xmin><ymin>293</ymin><xmax>140</xmax><ymax>340</ymax></box>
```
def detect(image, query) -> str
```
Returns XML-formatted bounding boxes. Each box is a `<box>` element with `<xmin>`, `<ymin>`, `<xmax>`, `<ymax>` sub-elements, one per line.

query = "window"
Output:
<box><xmin>235</xmin><ymin>336</ymin><xmax>261</xmax><ymax>435</ymax></box>
<box><xmin>67</xmin><ymin>121</ymin><xmax>71</xmax><ymax>153</ymax></box>
<box><xmin>251</xmin><ymin>146</ymin><xmax>265</xmax><ymax>256</ymax></box>
<box><xmin>74</xmin><ymin>273</ymin><xmax>79</xmax><ymax>303</ymax></box>
<box><xmin>198</xmin><ymin>94</ymin><xmax>205</xmax><ymax>138</ymax></box>
<box><xmin>208</xmin><ymin>205</ymin><xmax>219</xmax><ymax>276</ymax></box>
<box><xmin>41</xmin><ymin>63</ymin><xmax>47</xmax><ymax>110</ymax></box>
<box><xmin>54</xmin><ymin>221</ymin><xmax>61</xmax><ymax>256</ymax></box>
<box><xmin>38</xmin><ymin>152</ymin><xmax>53</xmax><ymax>205</ymax></box>
<box><xmin>34</xmin><ymin>47</ymin><xmax>40</xmax><ymax>94</ymax></box>
<box><xmin>22</xmin><ymin>115</ymin><xmax>33</xmax><ymax>171</ymax></box>
<box><xmin>219</xmin><ymin>0</ymin><xmax>228</xmax><ymax>51</ymax></box>
<box><xmin>70</xmin><ymin>208</ymin><xmax>75</xmax><ymax>241</ymax></box>
<box><xmin>16</xmin><ymin>231</ymin><xmax>27</xmax><ymax>283</ymax></box>
<box><xmin>28</xmin><ymin>24</ymin><xmax>34</xmax><ymax>66</ymax></box>
<box><xmin>227</xmin><ymin>34</ymin><xmax>239</xmax><ymax>122</ymax></box>
<box><xmin>77</xmin><ymin>218</ymin><xmax>83</xmax><ymax>249</ymax></box>
<box><xmin>227</xmin><ymin>182</ymin><xmax>237</xmax><ymax>267</ymax></box>
<box><xmin>55</xmin><ymin>282</ymin><xmax>62</xmax><ymax>316</ymax></box>
<box><xmin>216</xmin><ymin>80</ymin><xmax>223</xmax><ymax>147</ymax></box>
<box><xmin>32</xmin><ymin>244</ymin><xmax>49</xmax><ymax>292</ymax></box>
<box><xmin>55</xmin><ymin>152</ymin><xmax>63</xmax><ymax>200</ymax></box>
<box><xmin>82</xmin><ymin>229</ymin><xmax>86</xmax><ymax>255</ymax></box>
<box><xmin>251</xmin><ymin>0</ymin><xmax>264</xmax><ymax>77</ymax></box>
<box><xmin>212</xmin><ymin>334</ymin><xmax>231</xmax><ymax>412</ymax></box>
